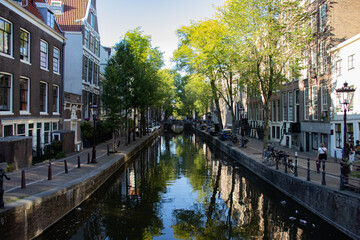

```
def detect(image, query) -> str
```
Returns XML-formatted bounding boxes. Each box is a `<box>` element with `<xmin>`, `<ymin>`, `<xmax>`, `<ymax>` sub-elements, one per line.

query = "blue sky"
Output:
<box><xmin>97</xmin><ymin>0</ymin><xmax>225</xmax><ymax>68</ymax></box>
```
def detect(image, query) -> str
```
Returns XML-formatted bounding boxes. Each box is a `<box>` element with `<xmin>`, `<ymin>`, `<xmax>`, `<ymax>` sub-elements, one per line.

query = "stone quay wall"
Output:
<box><xmin>0</xmin><ymin>131</ymin><xmax>160</xmax><ymax>240</ymax></box>
<box><xmin>194</xmin><ymin>128</ymin><xmax>360</xmax><ymax>240</ymax></box>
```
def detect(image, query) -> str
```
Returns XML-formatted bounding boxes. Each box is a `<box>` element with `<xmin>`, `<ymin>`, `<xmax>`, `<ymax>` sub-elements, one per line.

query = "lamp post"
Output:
<box><xmin>239</xmin><ymin>106</ymin><xmax>245</xmax><ymax>136</ymax></box>
<box><xmin>336</xmin><ymin>82</ymin><xmax>355</xmax><ymax>159</ymax></box>
<box><xmin>91</xmin><ymin>105</ymin><xmax>98</xmax><ymax>164</ymax></box>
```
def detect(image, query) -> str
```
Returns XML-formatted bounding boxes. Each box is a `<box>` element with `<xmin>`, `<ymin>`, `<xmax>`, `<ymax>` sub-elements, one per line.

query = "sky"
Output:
<box><xmin>97</xmin><ymin>0</ymin><xmax>225</xmax><ymax>69</ymax></box>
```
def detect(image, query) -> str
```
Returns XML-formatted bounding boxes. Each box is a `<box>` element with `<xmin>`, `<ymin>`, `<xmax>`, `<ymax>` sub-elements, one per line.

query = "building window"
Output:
<box><xmin>3</xmin><ymin>125</ymin><xmax>13</xmax><ymax>137</ymax></box>
<box><xmin>40</xmin><ymin>40</ymin><xmax>48</xmax><ymax>70</ymax></box>
<box><xmin>90</xmin><ymin>12</ymin><xmax>95</xmax><ymax>28</ymax></box>
<box><xmin>310</xmin><ymin>12</ymin><xmax>316</xmax><ymax>34</ymax></box>
<box><xmin>17</xmin><ymin>124</ymin><xmax>25</xmax><ymax>136</ymax></box>
<box><xmin>95</xmin><ymin>39</ymin><xmax>99</xmax><ymax>56</ymax></box>
<box><xmin>312</xmin><ymin>86</ymin><xmax>318</xmax><ymax>120</ymax></box>
<box><xmin>20</xmin><ymin>29</ymin><xmax>30</xmax><ymax>62</ymax></box>
<box><xmin>335</xmin><ymin>124</ymin><xmax>342</xmax><ymax>148</ymax></box>
<box><xmin>348</xmin><ymin>54</ymin><xmax>354</xmax><ymax>70</ymax></box>
<box><xmin>47</xmin><ymin>11</ymin><xmax>55</xmax><ymax>29</ymax></box>
<box><xmin>84</xmin><ymin>30</ymin><xmax>89</xmax><ymax>48</ymax></box>
<box><xmin>53</xmin><ymin>47</ymin><xmax>60</xmax><ymax>74</ymax></box>
<box><xmin>88</xmin><ymin>60</ymin><xmax>93</xmax><ymax>83</ymax></box>
<box><xmin>335</xmin><ymin>60</ymin><xmax>341</xmax><ymax>76</ymax></box>
<box><xmin>83</xmin><ymin>56</ymin><xmax>88</xmax><ymax>81</ymax></box>
<box><xmin>310</xmin><ymin>45</ymin><xmax>317</xmax><ymax>76</ymax></box>
<box><xmin>44</xmin><ymin>122</ymin><xmax>50</xmax><ymax>144</ymax></box>
<box><xmin>0</xmin><ymin>73</ymin><xmax>12</xmax><ymax>112</ymax></box>
<box><xmin>312</xmin><ymin>133</ymin><xmax>319</xmax><ymax>150</ymax></box>
<box><xmin>288</xmin><ymin>91</ymin><xmax>293</xmax><ymax>122</ymax></box>
<box><xmin>304</xmin><ymin>87</ymin><xmax>309</xmax><ymax>120</ymax></box>
<box><xmin>319</xmin><ymin>4</ymin><xmax>327</xmax><ymax>31</ymax></box>
<box><xmin>53</xmin><ymin>122</ymin><xmax>58</xmax><ymax>131</ymax></box>
<box><xmin>89</xmin><ymin>34</ymin><xmax>94</xmax><ymax>52</ymax></box>
<box><xmin>52</xmin><ymin>85</ymin><xmax>59</xmax><ymax>113</ymax></box>
<box><xmin>0</xmin><ymin>18</ymin><xmax>12</xmax><ymax>55</ymax></box>
<box><xmin>94</xmin><ymin>64</ymin><xmax>98</xmax><ymax>86</ymax></box>
<box><xmin>40</xmin><ymin>82</ymin><xmax>48</xmax><ymax>113</ymax></box>
<box><xmin>320</xmin><ymin>85</ymin><xmax>328</xmax><ymax>119</ymax></box>
<box><xmin>319</xmin><ymin>41</ymin><xmax>326</xmax><ymax>75</ymax></box>
<box><xmin>282</xmin><ymin>92</ymin><xmax>287</xmax><ymax>121</ymax></box>
<box><xmin>277</xmin><ymin>100</ymin><xmax>281</xmax><ymax>122</ymax></box>
<box><xmin>20</xmin><ymin>77</ymin><xmax>29</xmax><ymax>112</ymax></box>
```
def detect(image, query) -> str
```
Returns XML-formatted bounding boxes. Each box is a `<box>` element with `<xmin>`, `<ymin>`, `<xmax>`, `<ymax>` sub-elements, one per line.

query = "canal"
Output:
<box><xmin>36</xmin><ymin>133</ymin><xmax>350</xmax><ymax>240</ymax></box>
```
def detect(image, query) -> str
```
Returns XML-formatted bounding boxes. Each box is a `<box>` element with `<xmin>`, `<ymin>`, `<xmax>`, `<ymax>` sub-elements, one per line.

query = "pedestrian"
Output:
<box><xmin>317</xmin><ymin>143</ymin><xmax>327</xmax><ymax>173</ymax></box>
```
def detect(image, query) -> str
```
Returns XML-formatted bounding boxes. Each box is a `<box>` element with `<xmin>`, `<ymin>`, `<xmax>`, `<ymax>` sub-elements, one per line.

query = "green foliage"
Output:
<box><xmin>54</xmin><ymin>152</ymin><xmax>66</xmax><ymax>159</ymax></box>
<box><xmin>81</xmin><ymin>121</ymin><xmax>94</xmax><ymax>141</ymax></box>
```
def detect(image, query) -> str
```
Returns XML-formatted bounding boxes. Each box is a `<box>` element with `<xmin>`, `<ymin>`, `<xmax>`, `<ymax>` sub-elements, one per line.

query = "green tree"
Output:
<box><xmin>220</xmin><ymin>0</ymin><xmax>311</xmax><ymax>149</ymax></box>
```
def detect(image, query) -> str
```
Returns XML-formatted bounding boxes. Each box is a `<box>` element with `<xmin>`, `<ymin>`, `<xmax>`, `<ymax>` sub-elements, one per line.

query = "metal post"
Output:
<box><xmin>307</xmin><ymin>158</ymin><xmax>311</xmax><ymax>181</ymax></box>
<box><xmin>48</xmin><ymin>162</ymin><xmax>52</xmax><ymax>180</ymax></box>
<box><xmin>284</xmin><ymin>155</ymin><xmax>288</xmax><ymax>173</ymax></box>
<box><xmin>340</xmin><ymin>162</ymin><xmax>345</xmax><ymax>190</ymax></box>
<box><xmin>334</xmin><ymin>151</ymin><xmax>337</xmax><ymax>162</ymax></box>
<box><xmin>64</xmin><ymin>160</ymin><xmax>68</xmax><ymax>173</ymax></box>
<box><xmin>78</xmin><ymin>156</ymin><xmax>81</xmax><ymax>168</ymax></box>
<box><xmin>321</xmin><ymin>159</ymin><xmax>326</xmax><ymax>185</ymax></box>
<box><xmin>294</xmin><ymin>152</ymin><xmax>298</xmax><ymax>177</ymax></box>
<box><xmin>91</xmin><ymin>118</ymin><xmax>97</xmax><ymax>163</ymax></box>
<box><xmin>276</xmin><ymin>156</ymin><xmax>279</xmax><ymax>170</ymax></box>
<box><xmin>88</xmin><ymin>152</ymin><xmax>90</xmax><ymax>164</ymax></box>
<box><xmin>21</xmin><ymin>170</ymin><xmax>26</xmax><ymax>189</ymax></box>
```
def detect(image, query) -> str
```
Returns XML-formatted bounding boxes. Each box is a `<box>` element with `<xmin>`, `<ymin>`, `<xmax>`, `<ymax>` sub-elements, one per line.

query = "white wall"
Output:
<box><xmin>64</xmin><ymin>32</ymin><xmax>83</xmax><ymax>95</ymax></box>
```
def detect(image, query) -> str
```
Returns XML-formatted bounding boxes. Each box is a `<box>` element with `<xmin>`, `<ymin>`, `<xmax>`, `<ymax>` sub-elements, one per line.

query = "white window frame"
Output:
<box><xmin>321</xmin><ymin>85</ymin><xmax>328</xmax><ymax>119</ymax></box>
<box><xmin>40</xmin><ymin>81</ymin><xmax>48</xmax><ymax>114</ymax></box>
<box><xmin>319</xmin><ymin>4</ymin><xmax>327</xmax><ymax>32</ymax></box>
<box><xmin>20</xmin><ymin>28</ymin><xmax>30</xmax><ymax>63</ymax></box>
<box><xmin>304</xmin><ymin>87</ymin><xmax>309</xmax><ymax>120</ymax></box>
<box><xmin>44</xmin><ymin>122</ymin><xmax>50</xmax><ymax>145</ymax></box>
<box><xmin>288</xmin><ymin>91</ymin><xmax>293</xmax><ymax>122</ymax></box>
<box><xmin>47</xmin><ymin>11</ymin><xmax>55</xmax><ymax>29</ymax></box>
<box><xmin>335</xmin><ymin>60</ymin><xmax>342</xmax><ymax>76</ymax></box>
<box><xmin>19</xmin><ymin>76</ymin><xmax>30</xmax><ymax>114</ymax></box>
<box><xmin>40</xmin><ymin>40</ymin><xmax>49</xmax><ymax>70</ymax></box>
<box><xmin>312</xmin><ymin>86</ymin><xmax>318</xmax><ymax>120</ymax></box>
<box><xmin>319</xmin><ymin>41</ymin><xmax>326</xmax><ymax>75</ymax></box>
<box><xmin>52</xmin><ymin>85</ymin><xmax>59</xmax><ymax>114</ymax></box>
<box><xmin>0</xmin><ymin>17</ymin><xmax>13</xmax><ymax>57</ymax></box>
<box><xmin>53</xmin><ymin>47</ymin><xmax>60</xmax><ymax>74</ymax></box>
<box><xmin>348</xmin><ymin>54</ymin><xmax>354</xmax><ymax>70</ymax></box>
<box><xmin>0</xmin><ymin>72</ymin><xmax>13</xmax><ymax>115</ymax></box>
<box><xmin>282</xmin><ymin>92</ymin><xmax>287</xmax><ymax>121</ymax></box>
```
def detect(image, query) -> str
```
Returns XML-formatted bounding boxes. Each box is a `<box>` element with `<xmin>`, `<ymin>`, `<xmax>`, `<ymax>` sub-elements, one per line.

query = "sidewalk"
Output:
<box><xmin>2</xmin><ymin>134</ymin><xmax>153</xmax><ymax>205</ymax></box>
<box><xmin>229</xmin><ymin>136</ymin><xmax>360</xmax><ymax>195</ymax></box>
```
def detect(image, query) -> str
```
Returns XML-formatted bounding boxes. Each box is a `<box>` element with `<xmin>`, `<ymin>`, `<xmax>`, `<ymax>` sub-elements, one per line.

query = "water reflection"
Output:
<box><xmin>36</xmin><ymin>134</ymin><xmax>350</xmax><ymax>240</ymax></box>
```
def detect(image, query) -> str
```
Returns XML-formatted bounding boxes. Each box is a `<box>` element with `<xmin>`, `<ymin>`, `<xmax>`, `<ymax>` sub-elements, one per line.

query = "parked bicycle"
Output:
<box><xmin>263</xmin><ymin>145</ymin><xmax>287</xmax><ymax>167</ymax></box>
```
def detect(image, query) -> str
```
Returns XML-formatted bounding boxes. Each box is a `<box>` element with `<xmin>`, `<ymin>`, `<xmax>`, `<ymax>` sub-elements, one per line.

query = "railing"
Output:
<box><xmin>263</xmin><ymin>148</ymin><xmax>360</xmax><ymax>192</ymax></box>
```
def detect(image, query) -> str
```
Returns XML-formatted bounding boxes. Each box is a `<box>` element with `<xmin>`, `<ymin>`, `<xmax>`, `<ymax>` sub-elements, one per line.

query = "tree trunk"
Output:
<box><xmin>210</xmin><ymin>79</ymin><xmax>223</xmax><ymax>131</ymax></box>
<box><xmin>263</xmin><ymin>100</ymin><xmax>271</xmax><ymax>150</ymax></box>
<box><xmin>133</xmin><ymin>109</ymin><xmax>136</xmax><ymax>141</ymax></box>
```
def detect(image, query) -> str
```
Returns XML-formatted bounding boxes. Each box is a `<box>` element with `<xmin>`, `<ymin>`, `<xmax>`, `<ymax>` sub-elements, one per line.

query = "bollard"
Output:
<box><xmin>107</xmin><ymin>144</ymin><xmax>110</xmax><ymax>156</ymax></box>
<box><xmin>284</xmin><ymin>155</ymin><xmax>288</xmax><ymax>173</ymax></box>
<box><xmin>48</xmin><ymin>162</ymin><xmax>52</xmax><ymax>180</ymax></box>
<box><xmin>21</xmin><ymin>170</ymin><xmax>26</xmax><ymax>189</ymax></box>
<box><xmin>0</xmin><ymin>168</ymin><xmax>10</xmax><ymax>209</ymax></box>
<box><xmin>321</xmin><ymin>159</ymin><xmax>326</xmax><ymax>185</ymax></box>
<box><xmin>88</xmin><ymin>152</ymin><xmax>90</xmax><ymax>164</ymax></box>
<box><xmin>78</xmin><ymin>156</ymin><xmax>81</xmax><ymax>168</ymax></box>
<box><xmin>276</xmin><ymin>156</ymin><xmax>279</xmax><ymax>170</ymax></box>
<box><xmin>64</xmin><ymin>160</ymin><xmax>68</xmax><ymax>174</ymax></box>
<box><xmin>334</xmin><ymin>151</ymin><xmax>337</xmax><ymax>162</ymax></box>
<box><xmin>294</xmin><ymin>152</ymin><xmax>298</xmax><ymax>177</ymax></box>
<box><xmin>307</xmin><ymin>158</ymin><xmax>311</xmax><ymax>181</ymax></box>
<box><xmin>340</xmin><ymin>164</ymin><xmax>345</xmax><ymax>190</ymax></box>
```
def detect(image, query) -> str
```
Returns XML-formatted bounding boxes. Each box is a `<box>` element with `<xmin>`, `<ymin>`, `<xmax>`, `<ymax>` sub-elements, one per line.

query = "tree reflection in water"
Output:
<box><xmin>35</xmin><ymin>133</ymin><xmax>351</xmax><ymax>240</ymax></box>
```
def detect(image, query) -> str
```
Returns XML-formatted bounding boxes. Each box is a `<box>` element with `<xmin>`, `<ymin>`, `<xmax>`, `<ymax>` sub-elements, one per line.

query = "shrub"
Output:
<box><xmin>54</xmin><ymin>152</ymin><xmax>66</xmax><ymax>159</ymax></box>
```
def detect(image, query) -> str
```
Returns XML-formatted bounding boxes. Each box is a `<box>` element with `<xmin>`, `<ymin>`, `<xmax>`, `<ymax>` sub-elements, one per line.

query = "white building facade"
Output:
<box><xmin>330</xmin><ymin>33</ymin><xmax>360</xmax><ymax>157</ymax></box>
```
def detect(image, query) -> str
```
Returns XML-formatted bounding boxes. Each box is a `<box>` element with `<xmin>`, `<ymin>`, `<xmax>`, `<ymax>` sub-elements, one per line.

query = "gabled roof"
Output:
<box><xmin>49</xmin><ymin>0</ymin><xmax>89</xmax><ymax>32</ymax></box>
<box><xmin>23</xmin><ymin>0</ymin><xmax>62</xmax><ymax>34</ymax></box>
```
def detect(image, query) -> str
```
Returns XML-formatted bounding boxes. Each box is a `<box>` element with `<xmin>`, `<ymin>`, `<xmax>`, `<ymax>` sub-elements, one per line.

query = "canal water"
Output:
<box><xmin>36</xmin><ymin>133</ymin><xmax>350</xmax><ymax>240</ymax></box>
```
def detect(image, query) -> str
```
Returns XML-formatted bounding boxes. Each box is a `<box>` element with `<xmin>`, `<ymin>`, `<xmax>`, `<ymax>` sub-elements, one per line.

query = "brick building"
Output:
<box><xmin>0</xmin><ymin>0</ymin><xmax>65</xmax><ymax>156</ymax></box>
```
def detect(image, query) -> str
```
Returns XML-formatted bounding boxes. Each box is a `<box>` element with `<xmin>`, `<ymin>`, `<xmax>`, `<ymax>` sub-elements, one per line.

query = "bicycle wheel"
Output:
<box><xmin>289</xmin><ymin>162</ymin><xmax>295</xmax><ymax>173</ymax></box>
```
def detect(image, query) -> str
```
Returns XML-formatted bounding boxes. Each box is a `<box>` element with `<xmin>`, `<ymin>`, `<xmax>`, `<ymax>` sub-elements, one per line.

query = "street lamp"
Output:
<box><xmin>91</xmin><ymin>105</ymin><xmax>98</xmax><ymax>164</ymax></box>
<box><xmin>239</xmin><ymin>105</ymin><xmax>245</xmax><ymax>136</ymax></box>
<box><xmin>336</xmin><ymin>82</ymin><xmax>355</xmax><ymax>159</ymax></box>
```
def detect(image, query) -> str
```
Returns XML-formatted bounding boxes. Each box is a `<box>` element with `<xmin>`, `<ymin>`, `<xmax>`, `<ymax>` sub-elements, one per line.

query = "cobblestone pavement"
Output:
<box><xmin>2</xmin><ymin>130</ymin><xmax>359</xmax><ymax>206</ymax></box>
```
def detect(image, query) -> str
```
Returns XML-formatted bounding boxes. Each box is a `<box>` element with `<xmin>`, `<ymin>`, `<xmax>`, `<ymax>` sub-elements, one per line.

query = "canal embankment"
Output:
<box><xmin>0</xmin><ymin>131</ymin><xmax>161</xmax><ymax>240</ymax></box>
<box><xmin>193</xmin><ymin>127</ymin><xmax>360</xmax><ymax>240</ymax></box>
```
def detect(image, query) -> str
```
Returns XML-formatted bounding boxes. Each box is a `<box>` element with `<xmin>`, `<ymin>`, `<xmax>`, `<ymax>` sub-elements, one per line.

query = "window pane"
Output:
<box><xmin>40</xmin><ymin>82</ymin><xmax>47</xmax><ymax>112</ymax></box>
<box><xmin>0</xmin><ymin>73</ymin><xmax>11</xmax><ymax>111</ymax></box>
<box><xmin>20</xmin><ymin>78</ymin><xmax>29</xmax><ymax>111</ymax></box>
